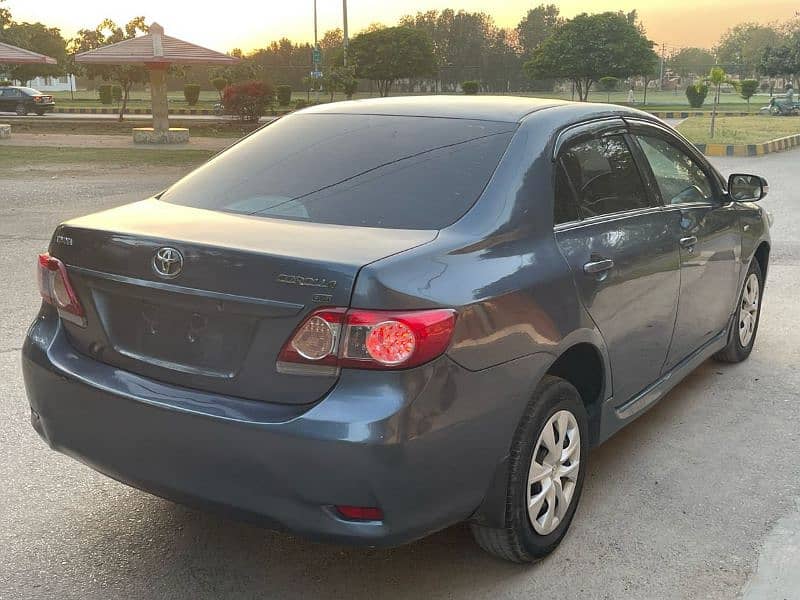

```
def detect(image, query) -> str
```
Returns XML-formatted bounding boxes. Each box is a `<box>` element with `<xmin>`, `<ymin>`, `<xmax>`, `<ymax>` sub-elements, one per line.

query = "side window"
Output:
<box><xmin>560</xmin><ymin>134</ymin><xmax>652</xmax><ymax>219</ymax></box>
<box><xmin>635</xmin><ymin>134</ymin><xmax>714</xmax><ymax>205</ymax></box>
<box><xmin>553</xmin><ymin>162</ymin><xmax>580</xmax><ymax>225</ymax></box>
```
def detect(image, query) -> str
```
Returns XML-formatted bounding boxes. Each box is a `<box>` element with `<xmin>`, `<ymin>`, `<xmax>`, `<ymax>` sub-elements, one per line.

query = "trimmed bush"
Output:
<box><xmin>294</xmin><ymin>98</ymin><xmax>308</xmax><ymax>110</ymax></box>
<box><xmin>685</xmin><ymin>83</ymin><xmax>708</xmax><ymax>108</ymax></box>
<box><xmin>223</xmin><ymin>80</ymin><xmax>275</xmax><ymax>121</ymax></box>
<box><xmin>0</xmin><ymin>80</ymin><xmax>12</xmax><ymax>87</ymax></box>
<box><xmin>211</xmin><ymin>77</ymin><xmax>227</xmax><ymax>100</ymax></box>
<box><xmin>98</xmin><ymin>84</ymin><xmax>113</xmax><ymax>105</ymax></box>
<box><xmin>276</xmin><ymin>84</ymin><xmax>292</xmax><ymax>106</ymax></box>
<box><xmin>184</xmin><ymin>84</ymin><xmax>201</xmax><ymax>106</ymax></box>
<box><xmin>111</xmin><ymin>85</ymin><xmax>122</xmax><ymax>102</ymax></box>
<box><xmin>462</xmin><ymin>80</ymin><xmax>480</xmax><ymax>95</ymax></box>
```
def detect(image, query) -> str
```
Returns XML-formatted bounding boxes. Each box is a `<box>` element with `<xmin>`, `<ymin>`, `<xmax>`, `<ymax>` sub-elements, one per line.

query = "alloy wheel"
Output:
<box><xmin>738</xmin><ymin>273</ymin><xmax>760</xmax><ymax>347</ymax></box>
<box><xmin>527</xmin><ymin>410</ymin><xmax>581</xmax><ymax>535</ymax></box>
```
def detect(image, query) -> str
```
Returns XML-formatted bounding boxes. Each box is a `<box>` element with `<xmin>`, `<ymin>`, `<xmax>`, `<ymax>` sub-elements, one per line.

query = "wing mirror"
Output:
<box><xmin>728</xmin><ymin>174</ymin><xmax>768</xmax><ymax>202</ymax></box>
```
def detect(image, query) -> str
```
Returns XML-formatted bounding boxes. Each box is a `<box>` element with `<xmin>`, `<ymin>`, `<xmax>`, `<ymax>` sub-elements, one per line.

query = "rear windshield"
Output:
<box><xmin>160</xmin><ymin>113</ymin><xmax>516</xmax><ymax>230</ymax></box>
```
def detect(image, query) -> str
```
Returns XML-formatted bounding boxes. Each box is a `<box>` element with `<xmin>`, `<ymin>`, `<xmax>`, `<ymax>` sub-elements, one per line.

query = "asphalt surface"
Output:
<box><xmin>1</xmin><ymin>151</ymin><xmax>798</xmax><ymax>599</ymax></box>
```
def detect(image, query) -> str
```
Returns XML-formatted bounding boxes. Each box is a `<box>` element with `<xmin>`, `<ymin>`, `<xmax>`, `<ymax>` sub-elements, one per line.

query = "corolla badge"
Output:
<box><xmin>276</xmin><ymin>274</ymin><xmax>337</xmax><ymax>289</ymax></box>
<box><xmin>152</xmin><ymin>247</ymin><xmax>183</xmax><ymax>279</ymax></box>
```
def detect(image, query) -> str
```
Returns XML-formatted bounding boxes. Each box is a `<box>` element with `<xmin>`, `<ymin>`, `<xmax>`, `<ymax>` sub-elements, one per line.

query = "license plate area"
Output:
<box><xmin>94</xmin><ymin>290</ymin><xmax>257</xmax><ymax>378</ymax></box>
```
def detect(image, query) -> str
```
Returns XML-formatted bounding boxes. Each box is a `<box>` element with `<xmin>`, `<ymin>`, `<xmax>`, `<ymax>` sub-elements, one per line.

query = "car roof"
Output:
<box><xmin>299</xmin><ymin>95</ymin><xmax>572</xmax><ymax>123</ymax></box>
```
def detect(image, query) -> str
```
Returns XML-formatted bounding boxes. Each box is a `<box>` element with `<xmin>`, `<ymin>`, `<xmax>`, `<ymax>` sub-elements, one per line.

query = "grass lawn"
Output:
<box><xmin>676</xmin><ymin>116</ymin><xmax>800</xmax><ymax>145</ymax></box>
<box><xmin>0</xmin><ymin>146</ymin><xmax>214</xmax><ymax>168</ymax></box>
<box><xmin>7</xmin><ymin>118</ymin><xmax>262</xmax><ymax>138</ymax></box>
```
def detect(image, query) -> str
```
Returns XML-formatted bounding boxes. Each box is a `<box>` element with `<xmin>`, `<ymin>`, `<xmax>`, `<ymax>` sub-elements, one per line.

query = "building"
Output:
<box><xmin>26</xmin><ymin>74</ymin><xmax>76</xmax><ymax>92</ymax></box>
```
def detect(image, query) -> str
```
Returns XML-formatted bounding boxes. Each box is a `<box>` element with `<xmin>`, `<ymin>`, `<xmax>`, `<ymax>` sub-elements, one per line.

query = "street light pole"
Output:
<box><xmin>342</xmin><ymin>0</ymin><xmax>349</xmax><ymax>67</ymax></box>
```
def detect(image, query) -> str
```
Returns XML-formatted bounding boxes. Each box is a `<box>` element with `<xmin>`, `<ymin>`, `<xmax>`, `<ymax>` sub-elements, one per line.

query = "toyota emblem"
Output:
<box><xmin>152</xmin><ymin>247</ymin><xmax>183</xmax><ymax>279</ymax></box>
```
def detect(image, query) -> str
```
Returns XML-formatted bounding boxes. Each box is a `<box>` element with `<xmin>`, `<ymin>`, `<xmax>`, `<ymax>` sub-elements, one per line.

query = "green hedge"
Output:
<box><xmin>98</xmin><ymin>84</ymin><xmax>113</xmax><ymax>105</ymax></box>
<box><xmin>462</xmin><ymin>80</ymin><xmax>480</xmax><ymax>95</ymax></box>
<box><xmin>184</xmin><ymin>84</ymin><xmax>201</xmax><ymax>106</ymax></box>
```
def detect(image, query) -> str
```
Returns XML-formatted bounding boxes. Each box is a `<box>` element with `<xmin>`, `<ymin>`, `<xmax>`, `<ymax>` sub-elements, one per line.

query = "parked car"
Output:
<box><xmin>0</xmin><ymin>86</ymin><xmax>55</xmax><ymax>115</ymax></box>
<box><xmin>22</xmin><ymin>97</ymin><xmax>771</xmax><ymax>563</ymax></box>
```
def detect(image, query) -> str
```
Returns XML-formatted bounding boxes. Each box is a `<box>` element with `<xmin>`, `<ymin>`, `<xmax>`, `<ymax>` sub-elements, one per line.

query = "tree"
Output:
<box><xmin>2</xmin><ymin>21</ymin><xmax>67</xmax><ymax>84</ymax></box>
<box><xmin>524</xmin><ymin>12</ymin><xmax>656</xmax><ymax>101</ymax></box>
<box><xmin>211</xmin><ymin>77</ymin><xmax>227</xmax><ymax>101</ymax></box>
<box><xmin>669</xmin><ymin>47</ymin><xmax>716</xmax><ymax>78</ymax></box>
<box><xmin>516</xmin><ymin>4</ymin><xmax>562</xmax><ymax>58</ymax></box>
<box><xmin>0</xmin><ymin>0</ymin><xmax>12</xmax><ymax>33</ymax></box>
<box><xmin>715</xmin><ymin>23</ymin><xmax>781</xmax><ymax>78</ymax></box>
<box><xmin>638</xmin><ymin>48</ymin><xmax>660</xmax><ymax>104</ymax></box>
<box><xmin>737</xmin><ymin>79</ymin><xmax>759</xmax><ymax>111</ymax></box>
<box><xmin>598</xmin><ymin>76</ymin><xmax>618</xmax><ymax>101</ymax></box>
<box><xmin>349</xmin><ymin>26</ymin><xmax>435</xmax><ymax>97</ymax></box>
<box><xmin>707</xmin><ymin>67</ymin><xmax>728</xmax><ymax>138</ymax></box>
<box><xmin>320</xmin><ymin>66</ymin><xmax>357</xmax><ymax>101</ymax></box>
<box><xmin>71</xmin><ymin>17</ymin><xmax>149</xmax><ymax>121</ymax></box>
<box><xmin>760</xmin><ymin>43</ymin><xmax>798</xmax><ymax>92</ymax></box>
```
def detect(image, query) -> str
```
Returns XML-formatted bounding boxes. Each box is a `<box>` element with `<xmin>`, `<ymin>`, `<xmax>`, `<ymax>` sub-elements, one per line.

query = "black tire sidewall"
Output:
<box><xmin>507</xmin><ymin>377</ymin><xmax>589</xmax><ymax>559</ymax></box>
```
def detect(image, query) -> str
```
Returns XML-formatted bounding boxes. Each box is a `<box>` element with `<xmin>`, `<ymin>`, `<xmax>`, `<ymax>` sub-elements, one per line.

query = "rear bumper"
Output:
<box><xmin>22</xmin><ymin>307</ymin><xmax>550</xmax><ymax>546</ymax></box>
<box><xmin>32</xmin><ymin>103</ymin><xmax>55</xmax><ymax>113</ymax></box>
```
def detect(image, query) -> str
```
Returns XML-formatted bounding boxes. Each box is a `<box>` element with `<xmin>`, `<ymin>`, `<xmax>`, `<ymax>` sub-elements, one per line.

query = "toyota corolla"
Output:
<box><xmin>22</xmin><ymin>97</ymin><xmax>771</xmax><ymax>562</ymax></box>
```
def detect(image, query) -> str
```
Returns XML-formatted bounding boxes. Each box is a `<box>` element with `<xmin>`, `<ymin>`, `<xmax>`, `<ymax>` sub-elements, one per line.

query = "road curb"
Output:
<box><xmin>53</xmin><ymin>107</ymin><xmax>216</xmax><ymax>115</ymax></box>
<box><xmin>694</xmin><ymin>133</ymin><xmax>800</xmax><ymax>157</ymax></box>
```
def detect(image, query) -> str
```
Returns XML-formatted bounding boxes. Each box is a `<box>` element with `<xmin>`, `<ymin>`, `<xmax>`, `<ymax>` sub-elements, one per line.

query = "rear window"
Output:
<box><xmin>160</xmin><ymin>113</ymin><xmax>516</xmax><ymax>230</ymax></box>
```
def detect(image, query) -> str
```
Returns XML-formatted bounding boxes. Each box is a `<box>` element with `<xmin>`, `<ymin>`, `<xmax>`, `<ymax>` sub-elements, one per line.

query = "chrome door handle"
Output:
<box><xmin>680</xmin><ymin>236</ymin><xmax>698</xmax><ymax>251</ymax></box>
<box><xmin>583</xmin><ymin>258</ymin><xmax>614</xmax><ymax>275</ymax></box>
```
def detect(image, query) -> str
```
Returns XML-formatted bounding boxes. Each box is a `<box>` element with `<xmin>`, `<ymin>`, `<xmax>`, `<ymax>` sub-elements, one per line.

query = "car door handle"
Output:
<box><xmin>583</xmin><ymin>258</ymin><xmax>614</xmax><ymax>275</ymax></box>
<box><xmin>680</xmin><ymin>236</ymin><xmax>698</xmax><ymax>251</ymax></box>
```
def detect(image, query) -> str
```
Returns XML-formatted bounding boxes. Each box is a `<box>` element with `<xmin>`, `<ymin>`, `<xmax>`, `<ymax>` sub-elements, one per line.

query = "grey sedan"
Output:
<box><xmin>22</xmin><ymin>97</ymin><xmax>770</xmax><ymax>562</ymax></box>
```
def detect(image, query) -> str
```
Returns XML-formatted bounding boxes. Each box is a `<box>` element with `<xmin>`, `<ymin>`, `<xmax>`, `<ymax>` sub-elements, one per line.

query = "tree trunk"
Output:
<box><xmin>643</xmin><ymin>78</ymin><xmax>649</xmax><ymax>105</ymax></box>
<box><xmin>118</xmin><ymin>81</ymin><xmax>131</xmax><ymax>122</ymax></box>
<box><xmin>710</xmin><ymin>83</ymin><xmax>721</xmax><ymax>139</ymax></box>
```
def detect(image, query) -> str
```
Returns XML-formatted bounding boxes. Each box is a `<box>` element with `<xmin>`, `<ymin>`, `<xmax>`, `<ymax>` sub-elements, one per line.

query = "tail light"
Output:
<box><xmin>37</xmin><ymin>253</ymin><xmax>86</xmax><ymax>326</ymax></box>
<box><xmin>33</xmin><ymin>96</ymin><xmax>42</xmax><ymax>103</ymax></box>
<box><xmin>278</xmin><ymin>308</ymin><xmax>456</xmax><ymax>374</ymax></box>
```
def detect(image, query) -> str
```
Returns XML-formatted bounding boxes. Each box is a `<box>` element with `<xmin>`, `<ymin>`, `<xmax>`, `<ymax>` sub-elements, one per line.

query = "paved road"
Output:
<box><xmin>1</xmin><ymin>151</ymin><xmax>798</xmax><ymax>599</ymax></box>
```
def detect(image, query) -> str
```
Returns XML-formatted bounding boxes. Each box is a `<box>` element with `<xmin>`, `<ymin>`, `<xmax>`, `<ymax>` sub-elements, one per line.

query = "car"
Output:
<box><xmin>22</xmin><ymin>97</ymin><xmax>771</xmax><ymax>563</ymax></box>
<box><xmin>0</xmin><ymin>85</ymin><xmax>55</xmax><ymax>115</ymax></box>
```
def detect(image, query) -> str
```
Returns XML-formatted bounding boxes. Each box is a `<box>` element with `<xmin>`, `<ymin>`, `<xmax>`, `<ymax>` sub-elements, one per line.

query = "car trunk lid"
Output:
<box><xmin>50</xmin><ymin>199</ymin><xmax>437</xmax><ymax>404</ymax></box>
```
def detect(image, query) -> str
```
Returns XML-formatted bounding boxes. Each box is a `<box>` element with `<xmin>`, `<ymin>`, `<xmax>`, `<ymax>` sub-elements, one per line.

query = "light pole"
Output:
<box><xmin>342</xmin><ymin>0</ymin><xmax>349</xmax><ymax>67</ymax></box>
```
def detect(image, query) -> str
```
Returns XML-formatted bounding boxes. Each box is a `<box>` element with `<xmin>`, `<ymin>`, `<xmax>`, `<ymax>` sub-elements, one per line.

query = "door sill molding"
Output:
<box><xmin>614</xmin><ymin>330</ymin><xmax>727</xmax><ymax>420</ymax></box>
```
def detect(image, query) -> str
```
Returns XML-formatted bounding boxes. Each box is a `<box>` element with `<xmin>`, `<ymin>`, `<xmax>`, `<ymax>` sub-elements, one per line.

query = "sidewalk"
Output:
<box><xmin>0</xmin><ymin>132</ymin><xmax>232</xmax><ymax>151</ymax></box>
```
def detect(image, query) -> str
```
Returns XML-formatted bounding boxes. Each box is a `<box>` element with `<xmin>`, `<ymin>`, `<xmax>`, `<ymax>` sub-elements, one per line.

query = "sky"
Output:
<box><xmin>7</xmin><ymin>0</ymin><xmax>799</xmax><ymax>52</ymax></box>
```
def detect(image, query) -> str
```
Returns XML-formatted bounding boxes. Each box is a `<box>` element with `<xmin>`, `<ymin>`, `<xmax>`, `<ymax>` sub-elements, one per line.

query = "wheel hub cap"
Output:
<box><xmin>738</xmin><ymin>273</ymin><xmax>760</xmax><ymax>347</ymax></box>
<box><xmin>526</xmin><ymin>410</ymin><xmax>581</xmax><ymax>535</ymax></box>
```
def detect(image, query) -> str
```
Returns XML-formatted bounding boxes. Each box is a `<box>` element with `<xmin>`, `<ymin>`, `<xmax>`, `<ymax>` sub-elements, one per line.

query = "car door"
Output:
<box><xmin>553</xmin><ymin>120</ymin><xmax>681</xmax><ymax>405</ymax></box>
<box><xmin>0</xmin><ymin>89</ymin><xmax>10</xmax><ymax>112</ymax></box>
<box><xmin>627</xmin><ymin>121</ymin><xmax>740</xmax><ymax>370</ymax></box>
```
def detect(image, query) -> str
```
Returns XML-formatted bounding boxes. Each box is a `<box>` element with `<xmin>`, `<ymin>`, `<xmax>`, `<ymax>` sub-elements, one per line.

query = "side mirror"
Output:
<box><xmin>728</xmin><ymin>174</ymin><xmax>768</xmax><ymax>202</ymax></box>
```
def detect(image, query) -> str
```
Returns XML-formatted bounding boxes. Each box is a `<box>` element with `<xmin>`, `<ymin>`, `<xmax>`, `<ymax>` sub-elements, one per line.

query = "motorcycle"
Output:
<box><xmin>760</xmin><ymin>96</ymin><xmax>800</xmax><ymax>116</ymax></box>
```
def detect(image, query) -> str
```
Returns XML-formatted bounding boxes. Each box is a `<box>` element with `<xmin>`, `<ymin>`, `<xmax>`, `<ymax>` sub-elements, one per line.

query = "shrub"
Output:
<box><xmin>276</xmin><ymin>84</ymin><xmax>292</xmax><ymax>106</ymax></box>
<box><xmin>223</xmin><ymin>80</ymin><xmax>274</xmax><ymax>121</ymax></box>
<box><xmin>98</xmin><ymin>84</ymin><xmax>113</xmax><ymax>105</ymax></box>
<box><xmin>685</xmin><ymin>83</ymin><xmax>708</xmax><ymax>108</ymax></box>
<box><xmin>294</xmin><ymin>98</ymin><xmax>308</xmax><ymax>110</ymax></box>
<box><xmin>211</xmin><ymin>77</ymin><xmax>227</xmax><ymax>100</ymax></box>
<box><xmin>184</xmin><ymin>84</ymin><xmax>201</xmax><ymax>106</ymax></box>
<box><xmin>0</xmin><ymin>79</ymin><xmax>13</xmax><ymax>87</ymax></box>
<box><xmin>462</xmin><ymin>80</ymin><xmax>480</xmax><ymax>95</ymax></box>
<box><xmin>111</xmin><ymin>85</ymin><xmax>122</xmax><ymax>102</ymax></box>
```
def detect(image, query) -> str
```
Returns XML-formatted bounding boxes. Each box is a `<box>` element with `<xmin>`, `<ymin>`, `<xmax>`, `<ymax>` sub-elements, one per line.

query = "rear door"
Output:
<box><xmin>627</xmin><ymin>121</ymin><xmax>740</xmax><ymax>369</ymax></box>
<box><xmin>553</xmin><ymin>120</ymin><xmax>681</xmax><ymax>405</ymax></box>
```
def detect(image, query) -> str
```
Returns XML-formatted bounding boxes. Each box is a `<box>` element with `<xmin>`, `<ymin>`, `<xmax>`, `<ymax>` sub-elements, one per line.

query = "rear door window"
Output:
<box><xmin>161</xmin><ymin>114</ymin><xmax>516</xmax><ymax>230</ymax></box>
<box><xmin>559</xmin><ymin>135</ymin><xmax>653</xmax><ymax>219</ymax></box>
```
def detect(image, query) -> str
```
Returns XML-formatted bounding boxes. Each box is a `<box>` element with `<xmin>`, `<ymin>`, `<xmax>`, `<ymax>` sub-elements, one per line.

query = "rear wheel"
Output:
<box><xmin>470</xmin><ymin>376</ymin><xmax>588</xmax><ymax>563</ymax></box>
<box><xmin>15</xmin><ymin>102</ymin><xmax>27</xmax><ymax>116</ymax></box>
<box><xmin>35</xmin><ymin>110</ymin><xmax>45</xmax><ymax>116</ymax></box>
<box><xmin>714</xmin><ymin>259</ymin><xmax>763</xmax><ymax>363</ymax></box>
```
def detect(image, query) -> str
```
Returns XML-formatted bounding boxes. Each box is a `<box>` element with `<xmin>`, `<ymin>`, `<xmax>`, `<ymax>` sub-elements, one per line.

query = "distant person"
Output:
<box><xmin>627</xmin><ymin>88</ymin><xmax>636</xmax><ymax>104</ymax></box>
<box><xmin>786</xmin><ymin>83</ymin><xmax>795</xmax><ymax>103</ymax></box>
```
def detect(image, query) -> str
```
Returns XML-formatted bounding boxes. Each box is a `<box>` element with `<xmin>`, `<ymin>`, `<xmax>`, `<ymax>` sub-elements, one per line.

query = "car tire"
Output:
<box><xmin>714</xmin><ymin>259</ymin><xmax>763</xmax><ymax>363</ymax></box>
<box><xmin>35</xmin><ymin>110</ymin><xmax>45</xmax><ymax>116</ymax></box>
<box><xmin>470</xmin><ymin>375</ymin><xmax>588</xmax><ymax>563</ymax></box>
<box><xmin>16</xmin><ymin>103</ymin><xmax>27</xmax><ymax>116</ymax></box>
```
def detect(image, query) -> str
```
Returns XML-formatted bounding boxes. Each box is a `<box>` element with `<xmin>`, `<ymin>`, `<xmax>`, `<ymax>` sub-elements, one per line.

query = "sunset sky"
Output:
<box><xmin>7</xmin><ymin>0</ymin><xmax>798</xmax><ymax>52</ymax></box>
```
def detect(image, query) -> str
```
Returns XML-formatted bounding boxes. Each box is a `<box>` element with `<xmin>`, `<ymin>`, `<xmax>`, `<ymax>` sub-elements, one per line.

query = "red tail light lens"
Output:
<box><xmin>277</xmin><ymin>308</ymin><xmax>456</xmax><ymax>374</ymax></box>
<box><xmin>37</xmin><ymin>253</ymin><xmax>86</xmax><ymax>326</ymax></box>
<box><xmin>335</xmin><ymin>505</ymin><xmax>383</xmax><ymax>521</ymax></box>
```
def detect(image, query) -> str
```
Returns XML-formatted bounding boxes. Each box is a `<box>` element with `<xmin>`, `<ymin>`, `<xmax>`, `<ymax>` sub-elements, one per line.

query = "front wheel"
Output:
<box><xmin>470</xmin><ymin>376</ymin><xmax>588</xmax><ymax>563</ymax></box>
<box><xmin>714</xmin><ymin>259</ymin><xmax>763</xmax><ymax>363</ymax></box>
